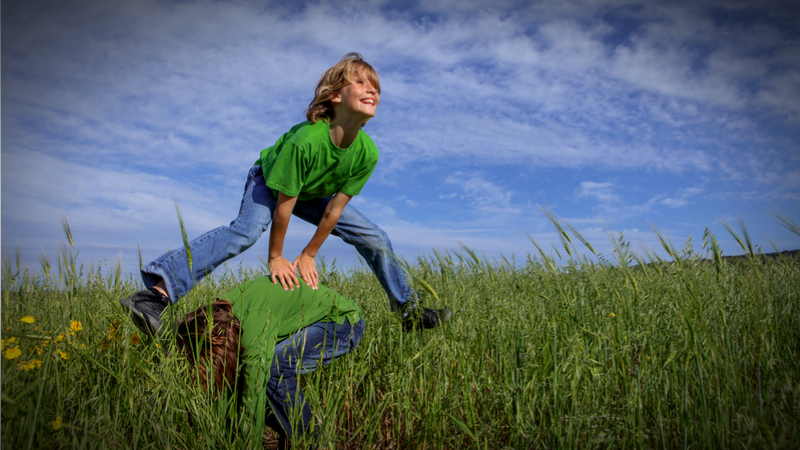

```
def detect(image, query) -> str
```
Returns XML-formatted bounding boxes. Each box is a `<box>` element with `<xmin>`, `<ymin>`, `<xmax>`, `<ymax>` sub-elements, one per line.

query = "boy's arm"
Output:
<box><xmin>293</xmin><ymin>191</ymin><xmax>353</xmax><ymax>289</ymax></box>
<box><xmin>269</xmin><ymin>192</ymin><xmax>300</xmax><ymax>291</ymax></box>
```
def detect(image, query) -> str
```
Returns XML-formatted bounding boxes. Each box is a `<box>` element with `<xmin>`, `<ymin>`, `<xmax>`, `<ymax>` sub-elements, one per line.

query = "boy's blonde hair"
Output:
<box><xmin>306</xmin><ymin>52</ymin><xmax>381</xmax><ymax>123</ymax></box>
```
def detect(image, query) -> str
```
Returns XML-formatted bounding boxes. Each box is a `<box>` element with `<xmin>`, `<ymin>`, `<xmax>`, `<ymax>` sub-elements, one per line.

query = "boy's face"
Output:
<box><xmin>331</xmin><ymin>71</ymin><xmax>380</xmax><ymax>122</ymax></box>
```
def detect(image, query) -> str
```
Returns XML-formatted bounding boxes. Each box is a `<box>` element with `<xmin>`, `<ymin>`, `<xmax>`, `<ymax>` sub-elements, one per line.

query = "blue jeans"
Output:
<box><xmin>141</xmin><ymin>166</ymin><xmax>415</xmax><ymax>310</ymax></box>
<box><xmin>267</xmin><ymin>318</ymin><xmax>365</xmax><ymax>438</ymax></box>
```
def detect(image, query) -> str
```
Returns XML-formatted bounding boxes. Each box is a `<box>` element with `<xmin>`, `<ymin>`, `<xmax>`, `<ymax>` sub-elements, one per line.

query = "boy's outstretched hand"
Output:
<box><xmin>293</xmin><ymin>253</ymin><xmax>319</xmax><ymax>290</ymax></box>
<box><xmin>269</xmin><ymin>256</ymin><xmax>299</xmax><ymax>291</ymax></box>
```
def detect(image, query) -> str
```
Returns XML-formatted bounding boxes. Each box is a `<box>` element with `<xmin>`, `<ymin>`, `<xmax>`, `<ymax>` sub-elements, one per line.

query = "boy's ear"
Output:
<box><xmin>329</xmin><ymin>90</ymin><xmax>342</xmax><ymax>104</ymax></box>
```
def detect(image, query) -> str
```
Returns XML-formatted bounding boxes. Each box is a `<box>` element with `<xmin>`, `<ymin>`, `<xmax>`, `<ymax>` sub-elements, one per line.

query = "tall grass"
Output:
<box><xmin>2</xmin><ymin>216</ymin><xmax>799</xmax><ymax>449</ymax></box>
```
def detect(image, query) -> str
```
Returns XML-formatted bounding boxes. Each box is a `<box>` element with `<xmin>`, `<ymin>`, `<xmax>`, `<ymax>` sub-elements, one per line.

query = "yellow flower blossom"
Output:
<box><xmin>50</xmin><ymin>416</ymin><xmax>63</xmax><ymax>430</ymax></box>
<box><xmin>20</xmin><ymin>359</ymin><xmax>43</xmax><ymax>371</ymax></box>
<box><xmin>35</xmin><ymin>346</ymin><xmax>43</xmax><ymax>355</ymax></box>
<box><xmin>155</xmin><ymin>343</ymin><xmax>162</xmax><ymax>349</ymax></box>
<box><xmin>4</xmin><ymin>347</ymin><xmax>22</xmax><ymax>360</ymax></box>
<box><xmin>2</xmin><ymin>338</ymin><xmax>17</xmax><ymax>351</ymax></box>
<box><xmin>56</xmin><ymin>349</ymin><xmax>69</xmax><ymax>360</ymax></box>
<box><xmin>70</xmin><ymin>321</ymin><xmax>82</xmax><ymax>332</ymax></box>
<box><xmin>21</xmin><ymin>316</ymin><xmax>35</xmax><ymax>324</ymax></box>
<box><xmin>130</xmin><ymin>333</ymin><xmax>141</xmax><ymax>346</ymax></box>
<box><xmin>107</xmin><ymin>319</ymin><xmax>122</xmax><ymax>340</ymax></box>
<box><xmin>610</xmin><ymin>313</ymin><xmax>616</xmax><ymax>318</ymax></box>
<box><xmin>55</xmin><ymin>334</ymin><xmax>65</xmax><ymax>342</ymax></box>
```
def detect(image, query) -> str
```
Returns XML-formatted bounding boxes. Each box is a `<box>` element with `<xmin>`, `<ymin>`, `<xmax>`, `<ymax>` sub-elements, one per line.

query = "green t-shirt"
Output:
<box><xmin>218</xmin><ymin>276</ymin><xmax>361</xmax><ymax>446</ymax></box>
<box><xmin>257</xmin><ymin>120</ymin><xmax>379</xmax><ymax>201</ymax></box>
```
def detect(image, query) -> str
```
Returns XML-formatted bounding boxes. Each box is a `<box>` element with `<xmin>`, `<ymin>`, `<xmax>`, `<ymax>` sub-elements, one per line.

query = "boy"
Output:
<box><xmin>175</xmin><ymin>276</ymin><xmax>364</xmax><ymax>448</ymax></box>
<box><xmin>121</xmin><ymin>53</ymin><xmax>450</xmax><ymax>335</ymax></box>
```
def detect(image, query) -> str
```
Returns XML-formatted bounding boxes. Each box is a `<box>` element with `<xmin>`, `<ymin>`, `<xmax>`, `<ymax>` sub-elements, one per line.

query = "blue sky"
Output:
<box><xmin>2</xmin><ymin>0</ymin><xmax>799</xmax><ymax>278</ymax></box>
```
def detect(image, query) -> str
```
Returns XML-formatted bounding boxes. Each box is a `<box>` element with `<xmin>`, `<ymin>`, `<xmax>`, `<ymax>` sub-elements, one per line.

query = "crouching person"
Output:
<box><xmin>175</xmin><ymin>276</ymin><xmax>364</xmax><ymax>449</ymax></box>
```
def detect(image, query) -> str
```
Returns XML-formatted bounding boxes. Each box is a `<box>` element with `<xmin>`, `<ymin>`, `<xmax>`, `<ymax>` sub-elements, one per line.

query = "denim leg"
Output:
<box><xmin>292</xmin><ymin>200</ymin><xmax>417</xmax><ymax>311</ymax></box>
<box><xmin>266</xmin><ymin>319</ymin><xmax>365</xmax><ymax>438</ymax></box>
<box><xmin>141</xmin><ymin>166</ymin><xmax>275</xmax><ymax>301</ymax></box>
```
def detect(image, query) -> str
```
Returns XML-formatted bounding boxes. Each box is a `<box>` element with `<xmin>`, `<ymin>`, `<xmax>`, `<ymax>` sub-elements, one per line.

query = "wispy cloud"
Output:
<box><xmin>661</xmin><ymin>187</ymin><xmax>703</xmax><ymax>208</ymax></box>
<box><xmin>445</xmin><ymin>171</ymin><xmax>520</xmax><ymax>214</ymax></box>
<box><xmin>578</xmin><ymin>181</ymin><xmax>620</xmax><ymax>203</ymax></box>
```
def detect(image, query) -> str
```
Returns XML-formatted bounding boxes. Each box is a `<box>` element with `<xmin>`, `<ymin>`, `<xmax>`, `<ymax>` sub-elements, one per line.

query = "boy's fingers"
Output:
<box><xmin>281</xmin><ymin>275</ymin><xmax>294</xmax><ymax>291</ymax></box>
<box><xmin>270</xmin><ymin>264</ymin><xmax>296</xmax><ymax>291</ymax></box>
<box><xmin>308</xmin><ymin>269</ymin><xmax>319</xmax><ymax>289</ymax></box>
<box><xmin>271</xmin><ymin>272</ymin><xmax>287</xmax><ymax>290</ymax></box>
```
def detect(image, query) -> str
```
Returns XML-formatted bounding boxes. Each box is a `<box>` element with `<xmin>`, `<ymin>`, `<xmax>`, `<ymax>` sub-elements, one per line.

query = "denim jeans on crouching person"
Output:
<box><xmin>141</xmin><ymin>165</ymin><xmax>416</xmax><ymax>310</ymax></box>
<box><xmin>266</xmin><ymin>318</ymin><xmax>365</xmax><ymax>439</ymax></box>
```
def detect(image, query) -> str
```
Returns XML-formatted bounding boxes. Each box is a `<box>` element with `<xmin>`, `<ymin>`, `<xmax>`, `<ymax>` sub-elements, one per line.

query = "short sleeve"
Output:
<box><xmin>265</xmin><ymin>144</ymin><xmax>307</xmax><ymax>197</ymax></box>
<box><xmin>339</xmin><ymin>149</ymin><xmax>378</xmax><ymax>196</ymax></box>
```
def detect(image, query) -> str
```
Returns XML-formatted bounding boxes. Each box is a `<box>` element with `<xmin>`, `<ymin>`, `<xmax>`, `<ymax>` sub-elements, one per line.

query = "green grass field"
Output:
<box><xmin>2</xmin><ymin>215</ymin><xmax>799</xmax><ymax>449</ymax></box>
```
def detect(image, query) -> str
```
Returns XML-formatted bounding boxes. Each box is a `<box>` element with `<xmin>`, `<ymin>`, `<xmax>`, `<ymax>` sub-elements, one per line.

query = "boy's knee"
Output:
<box><xmin>365</xmin><ymin>226</ymin><xmax>390</xmax><ymax>248</ymax></box>
<box><xmin>229</xmin><ymin>220</ymin><xmax>267</xmax><ymax>246</ymax></box>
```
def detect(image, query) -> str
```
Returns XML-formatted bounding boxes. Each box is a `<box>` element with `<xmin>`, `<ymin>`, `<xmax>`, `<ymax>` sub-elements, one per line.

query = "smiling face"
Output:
<box><xmin>331</xmin><ymin>71</ymin><xmax>381</xmax><ymax>122</ymax></box>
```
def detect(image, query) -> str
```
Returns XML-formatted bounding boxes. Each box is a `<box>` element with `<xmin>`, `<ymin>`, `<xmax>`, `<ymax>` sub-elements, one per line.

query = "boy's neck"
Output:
<box><xmin>328</xmin><ymin>118</ymin><xmax>362</xmax><ymax>149</ymax></box>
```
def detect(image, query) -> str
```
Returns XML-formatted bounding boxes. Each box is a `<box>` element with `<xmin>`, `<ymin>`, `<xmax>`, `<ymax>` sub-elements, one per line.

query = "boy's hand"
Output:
<box><xmin>269</xmin><ymin>256</ymin><xmax>299</xmax><ymax>291</ymax></box>
<box><xmin>293</xmin><ymin>253</ymin><xmax>319</xmax><ymax>290</ymax></box>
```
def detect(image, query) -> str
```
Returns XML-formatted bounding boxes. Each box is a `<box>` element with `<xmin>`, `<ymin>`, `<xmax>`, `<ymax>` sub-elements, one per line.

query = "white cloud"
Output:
<box><xmin>445</xmin><ymin>171</ymin><xmax>520</xmax><ymax>213</ymax></box>
<box><xmin>660</xmin><ymin>187</ymin><xmax>703</xmax><ymax>208</ymax></box>
<box><xmin>578</xmin><ymin>181</ymin><xmax>619</xmax><ymax>203</ymax></box>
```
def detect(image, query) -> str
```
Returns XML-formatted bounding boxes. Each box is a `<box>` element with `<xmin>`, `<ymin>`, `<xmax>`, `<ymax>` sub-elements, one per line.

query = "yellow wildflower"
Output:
<box><xmin>56</xmin><ymin>349</ymin><xmax>69</xmax><ymax>360</ymax></box>
<box><xmin>20</xmin><ymin>359</ymin><xmax>43</xmax><ymax>371</ymax></box>
<box><xmin>155</xmin><ymin>343</ymin><xmax>162</xmax><ymax>349</ymax></box>
<box><xmin>1</xmin><ymin>339</ymin><xmax>5</xmax><ymax>351</ymax></box>
<box><xmin>70</xmin><ymin>321</ymin><xmax>82</xmax><ymax>332</ymax></box>
<box><xmin>130</xmin><ymin>333</ymin><xmax>141</xmax><ymax>346</ymax></box>
<box><xmin>8</xmin><ymin>337</ymin><xmax>16</xmax><ymax>344</ymax></box>
<box><xmin>610</xmin><ymin>313</ymin><xmax>616</xmax><ymax>318</ymax></box>
<box><xmin>107</xmin><ymin>319</ymin><xmax>122</xmax><ymax>340</ymax></box>
<box><xmin>55</xmin><ymin>334</ymin><xmax>65</xmax><ymax>342</ymax></box>
<box><xmin>50</xmin><ymin>416</ymin><xmax>63</xmax><ymax>431</ymax></box>
<box><xmin>4</xmin><ymin>347</ymin><xmax>22</xmax><ymax>360</ymax></box>
<box><xmin>21</xmin><ymin>316</ymin><xmax>35</xmax><ymax>324</ymax></box>
<box><xmin>34</xmin><ymin>346</ymin><xmax>43</xmax><ymax>355</ymax></box>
